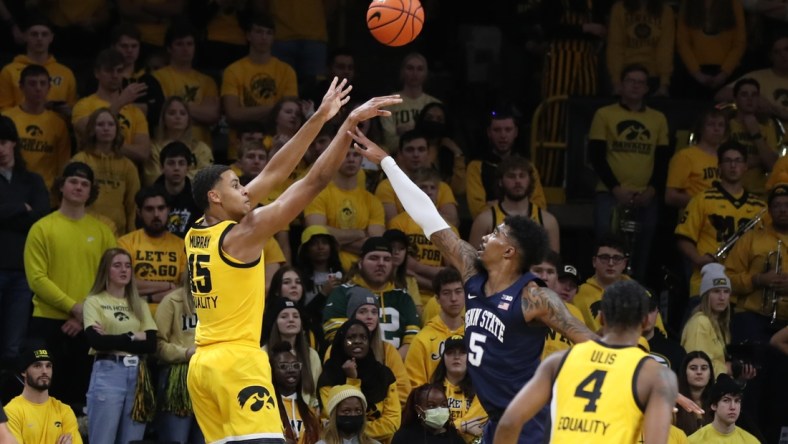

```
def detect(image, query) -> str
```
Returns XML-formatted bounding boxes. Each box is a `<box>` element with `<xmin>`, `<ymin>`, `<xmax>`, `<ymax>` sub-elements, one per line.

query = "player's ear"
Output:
<box><xmin>207</xmin><ymin>189</ymin><xmax>220</xmax><ymax>204</ymax></box>
<box><xmin>598</xmin><ymin>311</ymin><xmax>607</xmax><ymax>329</ymax></box>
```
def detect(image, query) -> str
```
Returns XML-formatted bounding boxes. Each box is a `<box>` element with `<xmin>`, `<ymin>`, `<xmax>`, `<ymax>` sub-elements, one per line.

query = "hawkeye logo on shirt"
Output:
<box><xmin>25</xmin><ymin>125</ymin><xmax>43</xmax><ymax>136</ymax></box>
<box><xmin>182</xmin><ymin>85</ymin><xmax>199</xmax><ymax>102</ymax></box>
<box><xmin>134</xmin><ymin>251</ymin><xmax>180</xmax><ymax>279</ymax></box>
<box><xmin>613</xmin><ymin>120</ymin><xmax>652</xmax><ymax>154</ymax></box>
<box><xmin>237</xmin><ymin>386</ymin><xmax>275</xmax><ymax>411</ymax></box>
<box><xmin>54</xmin><ymin>421</ymin><xmax>62</xmax><ymax>427</ymax></box>
<box><xmin>246</xmin><ymin>73</ymin><xmax>276</xmax><ymax>103</ymax></box>
<box><xmin>114</xmin><ymin>312</ymin><xmax>130</xmax><ymax>321</ymax></box>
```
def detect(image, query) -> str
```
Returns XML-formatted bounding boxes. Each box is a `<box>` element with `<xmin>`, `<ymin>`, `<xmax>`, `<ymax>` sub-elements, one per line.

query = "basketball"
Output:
<box><xmin>366</xmin><ymin>0</ymin><xmax>424</xmax><ymax>47</ymax></box>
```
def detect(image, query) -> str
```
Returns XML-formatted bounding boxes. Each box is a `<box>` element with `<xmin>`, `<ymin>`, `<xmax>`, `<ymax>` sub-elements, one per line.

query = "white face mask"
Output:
<box><xmin>422</xmin><ymin>407</ymin><xmax>451</xmax><ymax>429</ymax></box>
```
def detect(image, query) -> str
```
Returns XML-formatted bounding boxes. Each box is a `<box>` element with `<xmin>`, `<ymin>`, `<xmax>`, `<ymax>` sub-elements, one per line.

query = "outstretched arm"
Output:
<box><xmin>351</xmin><ymin>129</ymin><xmax>477</xmax><ymax>282</ymax></box>
<box><xmin>494</xmin><ymin>352</ymin><xmax>562</xmax><ymax>444</ymax></box>
<box><xmin>225</xmin><ymin>96</ymin><xmax>402</xmax><ymax>262</ymax></box>
<box><xmin>245</xmin><ymin>77</ymin><xmax>351</xmax><ymax>205</ymax></box>
<box><xmin>521</xmin><ymin>283</ymin><xmax>598</xmax><ymax>344</ymax></box>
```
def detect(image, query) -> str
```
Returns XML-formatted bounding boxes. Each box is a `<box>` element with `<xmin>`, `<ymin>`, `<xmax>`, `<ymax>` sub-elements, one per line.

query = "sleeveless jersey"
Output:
<box><xmin>491</xmin><ymin>202</ymin><xmax>543</xmax><ymax>228</ymax></box>
<box><xmin>186</xmin><ymin>219</ymin><xmax>265</xmax><ymax>348</ymax></box>
<box><xmin>464</xmin><ymin>271</ymin><xmax>547</xmax><ymax>443</ymax></box>
<box><xmin>550</xmin><ymin>340</ymin><xmax>649</xmax><ymax>444</ymax></box>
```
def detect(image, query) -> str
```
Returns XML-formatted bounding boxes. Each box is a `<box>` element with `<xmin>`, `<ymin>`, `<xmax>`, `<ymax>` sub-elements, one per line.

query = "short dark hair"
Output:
<box><xmin>94</xmin><ymin>49</ymin><xmax>125</xmax><ymax>72</ymax></box>
<box><xmin>240</xmin><ymin>13</ymin><xmax>275</xmax><ymax>33</ymax></box>
<box><xmin>159</xmin><ymin>141</ymin><xmax>195</xmax><ymax>167</ymax></box>
<box><xmin>733</xmin><ymin>78</ymin><xmax>760</xmax><ymax>97</ymax></box>
<box><xmin>717</xmin><ymin>140</ymin><xmax>748</xmax><ymax>163</ymax></box>
<box><xmin>164</xmin><ymin>19</ymin><xmax>197</xmax><ymax>48</ymax></box>
<box><xmin>594</xmin><ymin>234</ymin><xmax>626</xmax><ymax>256</ymax></box>
<box><xmin>487</xmin><ymin>108</ymin><xmax>519</xmax><ymax>128</ymax></box>
<box><xmin>110</xmin><ymin>22</ymin><xmax>141</xmax><ymax>45</ymax></box>
<box><xmin>600</xmin><ymin>280</ymin><xmax>650</xmax><ymax>330</ymax></box>
<box><xmin>540</xmin><ymin>250</ymin><xmax>562</xmax><ymax>269</ymax></box>
<box><xmin>432</xmin><ymin>267</ymin><xmax>463</xmax><ymax>295</ymax></box>
<box><xmin>620</xmin><ymin>63</ymin><xmax>650</xmax><ymax>81</ymax></box>
<box><xmin>399</xmin><ymin>129</ymin><xmax>428</xmax><ymax>152</ymax></box>
<box><xmin>497</xmin><ymin>155</ymin><xmax>535</xmax><ymax>198</ymax></box>
<box><xmin>135</xmin><ymin>186</ymin><xmax>170</xmax><ymax>209</ymax></box>
<box><xmin>410</xmin><ymin>167</ymin><xmax>441</xmax><ymax>186</ymax></box>
<box><xmin>328</xmin><ymin>47</ymin><xmax>354</xmax><ymax>65</ymax></box>
<box><xmin>0</xmin><ymin>115</ymin><xmax>25</xmax><ymax>172</ymax></box>
<box><xmin>709</xmin><ymin>373</ymin><xmax>745</xmax><ymax>406</ymax></box>
<box><xmin>192</xmin><ymin>165</ymin><xmax>231</xmax><ymax>211</ymax></box>
<box><xmin>52</xmin><ymin>163</ymin><xmax>100</xmax><ymax>207</ymax></box>
<box><xmin>503</xmin><ymin>215</ymin><xmax>549</xmax><ymax>273</ymax></box>
<box><xmin>19</xmin><ymin>64</ymin><xmax>50</xmax><ymax>86</ymax></box>
<box><xmin>237</xmin><ymin>122</ymin><xmax>267</xmax><ymax>139</ymax></box>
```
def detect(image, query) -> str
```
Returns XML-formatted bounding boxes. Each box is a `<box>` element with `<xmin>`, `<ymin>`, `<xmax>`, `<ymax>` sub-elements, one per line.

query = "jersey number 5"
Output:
<box><xmin>468</xmin><ymin>332</ymin><xmax>486</xmax><ymax>366</ymax></box>
<box><xmin>188</xmin><ymin>254</ymin><xmax>212</xmax><ymax>293</ymax></box>
<box><xmin>574</xmin><ymin>369</ymin><xmax>607</xmax><ymax>412</ymax></box>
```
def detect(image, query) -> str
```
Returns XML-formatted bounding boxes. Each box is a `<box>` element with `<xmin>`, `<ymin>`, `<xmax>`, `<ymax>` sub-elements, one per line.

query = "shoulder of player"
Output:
<box><xmin>637</xmin><ymin>356</ymin><xmax>677</xmax><ymax>402</ymax></box>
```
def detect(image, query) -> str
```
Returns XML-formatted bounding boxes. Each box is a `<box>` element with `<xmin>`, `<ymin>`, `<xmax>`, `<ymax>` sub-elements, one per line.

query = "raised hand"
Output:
<box><xmin>316</xmin><ymin>77</ymin><xmax>352</xmax><ymax>120</ymax></box>
<box><xmin>348</xmin><ymin>127</ymin><xmax>388</xmax><ymax>164</ymax></box>
<box><xmin>348</xmin><ymin>94</ymin><xmax>402</xmax><ymax>123</ymax></box>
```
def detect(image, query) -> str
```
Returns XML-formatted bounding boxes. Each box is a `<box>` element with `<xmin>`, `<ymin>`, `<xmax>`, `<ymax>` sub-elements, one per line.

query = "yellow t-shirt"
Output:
<box><xmin>688</xmin><ymin>423</ymin><xmax>759</xmax><ymax>443</ymax></box>
<box><xmin>376</xmin><ymin>178</ymin><xmax>457</xmax><ymax>215</ymax></box>
<box><xmin>676</xmin><ymin>0</ymin><xmax>746</xmax><ymax>74</ymax></box>
<box><xmin>207</xmin><ymin>10</ymin><xmax>246</xmax><ymax>45</ymax></box>
<box><xmin>304</xmin><ymin>182</ymin><xmax>386</xmax><ymax>270</ymax></box>
<box><xmin>152</xmin><ymin>66</ymin><xmax>219</xmax><ymax>144</ymax></box>
<box><xmin>72</xmin><ymin>150</ymin><xmax>141</xmax><ymax>235</ymax></box>
<box><xmin>728</xmin><ymin>118</ymin><xmax>780</xmax><ymax>197</ymax></box>
<box><xmin>2</xmin><ymin>106</ymin><xmax>71</xmax><ymax>195</ymax></box>
<box><xmin>403</xmin><ymin>316</ymin><xmax>464</xmax><ymax>389</ymax></box>
<box><xmin>681</xmin><ymin>312</ymin><xmax>728</xmax><ymax>377</ymax></box>
<box><xmin>186</xmin><ymin>220</ymin><xmax>266</xmax><ymax>347</ymax></box>
<box><xmin>0</xmin><ymin>55</ymin><xmax>78</xmax><ymax>110</ymax></box>
<box><xmin>444</xmin><ymin>378</ymin><xmax>488</xmax><ymax>443</ymax></box>
<box><xmin>465</xmin><ymin>159</ymin><xmax>547</xmax><ymax>218</ymax></box>
<box><xmin>46</xmin><ymin>0</ymin><xmax>105</xmax><ymax>27</ymax></box>
<box><xmin>130</xmin><ymin>0</ymin><xmax>169</xmax><ymax>46</ymax></box>
<box><xmin>82</xmin><ymin>290</ymin><xmax>157</xmax><ymax>354</ymax></box>
<box><xmin>666</xmin><ymin>146</ymin><xmax>720</xmax><ymax>198</ymax></box>
<box><xmin>72</xmin><ymin>94</ymin><xmax>149</xmax><ymax>147</ymax></box>
<box><xmin>675</xmin><ymin>183</ymin><xmax>765</xmax><ymax>296</ymax></box>
<box><xmin>588</xmin><ymin>103</ymin><xmax>669</xmax><ymax>191</ymax></box>
<box><xmin>5</xmin><ymin>395</ymin><xmax>83</xmax><ymax>444</ymax></box>
<box><xmin>269</xmin><ymin>0</ymin><xmax>328</xmax><ymax>41</ymax></box>
<box><xmin>551</xmin><ymin>341</ymin><xmax>648</xmax><ymax>444</ymax></box>
<box><xmin>154</xmin><ymin>288</ymin><xmax>197</xmax><ymax>364</ymax></box>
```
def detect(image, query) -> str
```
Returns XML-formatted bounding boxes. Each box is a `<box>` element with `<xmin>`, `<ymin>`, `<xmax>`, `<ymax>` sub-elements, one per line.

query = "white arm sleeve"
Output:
<box><xmin>380</xmin><ymin>156</ymin><xmax>451</xmax><ymax>238</ymax></box>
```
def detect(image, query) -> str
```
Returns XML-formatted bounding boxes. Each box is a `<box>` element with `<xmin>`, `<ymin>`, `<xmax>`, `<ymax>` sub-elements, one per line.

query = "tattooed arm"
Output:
<box><xmin>521</xmin><ymin>282</ymin><xmax>598</xmax><ymax>344</ymax></box>
<box><xmin>640</xmin><ymin>360</ymin><xmax>678</xmax><ymax>444</ymax></box>
<box><xmin>348</xmin><ymin>129</ymin><xmax>479</xmax><ymax>280</ymax></box>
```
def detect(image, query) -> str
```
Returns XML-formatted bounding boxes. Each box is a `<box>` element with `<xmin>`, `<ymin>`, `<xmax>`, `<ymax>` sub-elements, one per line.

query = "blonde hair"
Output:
<box><xmin>87</xmin><ymin>248</ymin><xmax>148</xmax><ymax>322</ymax></box>
<box><xmin>156</xmin><ymin>96</ymin><xmax>194</xmax><ymax>143</ymax></box>
<box><xmin>696</xmin><ymin>288</ymin><xmax>731</xmax><ymax>345</ymax></box>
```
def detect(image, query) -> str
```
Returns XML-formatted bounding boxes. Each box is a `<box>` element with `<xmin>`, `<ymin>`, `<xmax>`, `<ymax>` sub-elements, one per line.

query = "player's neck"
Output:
<box><xmin>712</xmin><ymin>416</ymin><xmax>737</xmax><ymax>435</ymax></box>
<box><xmin>22</xmin><ymin>386</ymin><xmax>48</xmax><ymax>404</ymax></box>
<box><xmin>439</xmin><ymin>310</ymin><xmax>463</xmax><ymax>331</ymax></box>
<box><xmin>719</xmin><ymin>179</ymin><xmax>743</xmax><ymax>196</ymax></box>
<box><xmin>20</xmin><ymin>99</ymin><xmax>46</xmax><ymax>115</ymax></box>
<box><xmin>600</xmin><ymin>328</ymin><xmax>640</xmax><ymax>347</ymax></box>
<box><xmin>25</xmin><ymin>50</ymin><xmax>49</xmax><ymax>65</ymax></box>
<box><xmin>501</xmin><ymin>197</ymin><xmax>530</xmax><ymax>214</ymax></box>
<box><xmin>483</xmin><ymin>266</ymin><xmax>519</xmax><ymax>295</ymax></box>
<box><xmin>332</xmin><ymin>172</ymin><xmax>359</xmax><ymax>190</ymax></box>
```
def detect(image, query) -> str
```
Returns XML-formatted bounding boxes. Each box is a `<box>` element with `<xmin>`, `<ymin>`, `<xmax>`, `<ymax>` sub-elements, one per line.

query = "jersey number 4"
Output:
<box><xmin>188</xmin><ymin>254</ymin><xmax>212</xmax><ymax>293</ymax></box>
<box><xmin>574</xmin><ymin>370</ymin><xmax>608</xmax><ymax>412</ymax></box>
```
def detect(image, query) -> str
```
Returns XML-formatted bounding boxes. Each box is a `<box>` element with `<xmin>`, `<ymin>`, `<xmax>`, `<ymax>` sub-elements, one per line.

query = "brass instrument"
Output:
<box><xmin>764</xmin><ymin>239</ymin><xmax>783</xmax><ymax>324</ymax></box>
<box><xmin>715</xmin><ymin>208</ymin><xmax>766</xmax><ymax>260</ymax></box>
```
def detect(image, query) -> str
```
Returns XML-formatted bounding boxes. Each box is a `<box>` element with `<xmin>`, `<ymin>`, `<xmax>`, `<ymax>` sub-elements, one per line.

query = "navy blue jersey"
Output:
<box><xmin>464</xmin><ymin>271</ymin><xmax>548</xmax><ymax>444</ymax></box>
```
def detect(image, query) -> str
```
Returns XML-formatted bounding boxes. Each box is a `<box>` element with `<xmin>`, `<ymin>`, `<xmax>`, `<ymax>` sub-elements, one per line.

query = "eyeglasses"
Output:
<box><xmin>276</xmin><ymin>362</ymin><xmax>303</xmax><ymax>372</ymax></box>
<box><xmin>595</xmin><ymin>254</ymin><xmax>626</xmax><ymax>264</ymax></box>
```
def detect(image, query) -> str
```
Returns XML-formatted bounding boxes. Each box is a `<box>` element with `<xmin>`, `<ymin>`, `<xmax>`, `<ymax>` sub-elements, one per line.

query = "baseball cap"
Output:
<box><xmin>62</xmin><ymin>162</ymin><xmax>95</xmax><ymax>183</ymax></box>
<box><xmin>301</xmin><ymin>225</ymin><xmax>331</xmax><ymax>245</ymax></box>
<box><xmin>768</xmin><ymin>183</ymin><xmax>788</xmax><ymax>205</ymax></box>
<box><xmin>360</xmin><ymin>237</ymin><xmax>392</xmax><ymax>257</ymax></box>
<box><xmin>18</xmin><ymin>347</ymin><xmax>53</xmax><ymax>372</ymax></box>
<box><xmin>557</xmin><ymin>265</ymin><xmax>580</xmax><ymax>285</ymax></box>
<box><xmin>442</xmin><ymin>334</ymin><xmax>466</xmax><ymax>355</ymax></box>
<box><xmin>383</xmin><ymin>229</ymin><xmax>408</xmax><ymax>247</ymax></box>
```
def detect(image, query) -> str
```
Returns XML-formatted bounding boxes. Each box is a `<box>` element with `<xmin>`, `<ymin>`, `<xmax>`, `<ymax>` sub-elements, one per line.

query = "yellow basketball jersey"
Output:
<box><xmin>551</xmin><ymin>340</ymin><xmax>649</xmax><ymax>444</ymax></box>
<box><xmin>186</xmin><ymin>219</ymin><xmax>265</xmax><ymax>348</ymax></box>
<box><xmin>491</xmin><ymin>201</ymin><xmax>543</xmax><ymax>227</ymax></box>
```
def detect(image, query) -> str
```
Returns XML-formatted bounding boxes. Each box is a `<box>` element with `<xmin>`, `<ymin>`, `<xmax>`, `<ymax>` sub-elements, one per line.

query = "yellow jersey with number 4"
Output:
<box><xmin>550</xmin><ymin>340</ymin><xmax>649</xmax><ymax>444</ymax></box>
<box><xmin>186</xmin><ymin>219</ymin><xmax>265</xmax><ymax>348</ymax></box>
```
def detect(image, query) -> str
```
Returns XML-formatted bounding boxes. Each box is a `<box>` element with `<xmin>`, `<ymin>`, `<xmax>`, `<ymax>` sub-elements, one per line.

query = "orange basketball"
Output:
<box><xmin>366</xmin><ymin>0</ymin><xmax>424</xmax><ymax>47</ymax></box>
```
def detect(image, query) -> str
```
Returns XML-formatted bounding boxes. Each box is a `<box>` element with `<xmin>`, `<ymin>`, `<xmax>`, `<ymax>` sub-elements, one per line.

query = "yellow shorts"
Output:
<box><xmin>188</xmin><ymin>343</ymin><xmax>284</xmax><ymax>443</ymax></box>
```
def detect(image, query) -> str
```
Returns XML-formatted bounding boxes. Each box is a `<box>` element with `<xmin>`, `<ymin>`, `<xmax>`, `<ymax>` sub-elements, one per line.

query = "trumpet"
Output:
<box><xmin>764</xmin><ymin>239</ymin><xmax>783</xmax><ymax>324</ymax></box>
<box><xmin>715</xmin><ymin>209</ymin><xmax>766</xmax><ymax>260</ymax></box>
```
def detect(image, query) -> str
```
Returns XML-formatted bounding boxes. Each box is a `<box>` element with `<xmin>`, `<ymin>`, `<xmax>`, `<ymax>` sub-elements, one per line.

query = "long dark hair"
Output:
<box><xmin>623</xmin><ymin>0</ymin><xmax>664</xmax><ymax>17</ymax></box>
<box><xmin>270</xmin><ymin>342</ymin><xmax>321</xmax><ymax>444</ymax></box>
<box><xmin>431</xmin><ymin>354</ymin><xmax>476</xmax><ymax>403</ymax></box>
<box><xmin>681</xmin><ymin>0</ymin><xmax>736</xmax><ymax>32</ymax></box>
<box><xmin>296</xmin><ymin>234</ymin><xmax>345</xmax><ymax>296</ymax></box>
<box><xmin>317</xmin><ymin>320</ymin><xmax>395</xmax><ymax>409</ymax></box>
<box><xmin>675</xmin><ymin>351</ymin><xmax>715</xmax><ymax>435</ymax></box>
<box><xmin>402</xmin><ymin>384</ymin><xmax>457</xmax><ymax>430</ymax></box>
<box><xmin>265</xmin><ymin>301</ymin><xmax>316</xmax><ymax>398</ymax></box>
